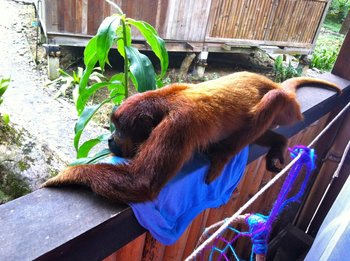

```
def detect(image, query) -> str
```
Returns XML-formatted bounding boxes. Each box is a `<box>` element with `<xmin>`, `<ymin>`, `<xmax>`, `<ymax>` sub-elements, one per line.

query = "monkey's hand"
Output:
<box><xmin>265</xmin><ymin>147</ymin><xmax>285</xmax><ymax>173</ymax></box>
<box><xmin>41</xmin><ymin>166</ymin><xmax>88</xmax><ymax>188</ymax></box>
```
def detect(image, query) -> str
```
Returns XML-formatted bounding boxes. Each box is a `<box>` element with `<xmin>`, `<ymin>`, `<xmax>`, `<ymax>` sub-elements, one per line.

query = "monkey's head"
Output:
<box><xmin>108</xmin><ymin>92</ymin><xmax>167</xmax><ymax>158</ymax></box>
<box><xmin>272</xmin><ymin>94</ymin><xmax>304</xmax><ymax>127</ymax></box>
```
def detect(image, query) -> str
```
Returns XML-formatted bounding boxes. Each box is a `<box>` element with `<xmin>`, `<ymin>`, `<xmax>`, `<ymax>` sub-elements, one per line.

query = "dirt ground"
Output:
<box><xmin>0</xmin><ymin>0</ymin><xmax>107</xmax><ymax>197</ymax></box>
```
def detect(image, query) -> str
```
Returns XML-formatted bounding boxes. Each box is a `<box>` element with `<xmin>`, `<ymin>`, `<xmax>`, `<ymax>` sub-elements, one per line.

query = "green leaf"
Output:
<box><xmin>116</xmin><ymin>23</ymin><xmax>131</xmax><ymax>58</ymax></box>
<box><xmin>0</xmin><ymin>82</ymin><xmax>9</xmax><ymax>97</ymax></box>
<box><xmin>2</xmin><ymin>114</ymin><xmax>9</xmax><ymax>125</ymax></box>
<box><xmin>70</xmin><ymin>148</ymin><xmax>111</xmax><ymax>166</ymax></box>
<box><xmin>84</xmin><ymin>36</ymin><xmax>99</xmax><ymax>68</ymax></box>
<box><xmin>74</xmin><ymin>98</ymin><xmax>111</xmax><ymax>151</ymax></box>
<box><xmin>77</xmin><ymin>133</ymin><xmax>109</xmax><ymax>159</ymax></box>
<box><xmin>127</xmin><ymin>19</ymin><xmax>168</xmax><ymax>78</ymax></box>
<box><xmin>96</xmin><ymin>15</ymin><xmax>121</xmax><ymax>70</ymax></box>
<box><xmin>125</xmin><ymin>46</ymin><xmax>157</xmax><ymax>92</ymax></box>
<box><xmin>76</xmin><ymin>81</ymin><xmax>122</xmax><ymax>111</ymax></box>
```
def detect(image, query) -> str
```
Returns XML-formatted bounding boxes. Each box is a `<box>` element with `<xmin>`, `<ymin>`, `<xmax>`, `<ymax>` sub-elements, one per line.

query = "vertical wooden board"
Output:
<box><xmin>208</xmin><ymin>0</ymin><xmax>276</xmax><ymax>40</ymax></box>
<box><xmin>113</xmin><ymin>233</ymin><xmax>146</xmax><ymax>261</ymax></box>
<box><xmin>156</xmin><ymin>0</ymin><xmax>169</xmax><ymax>37</ymax></box>
<box><xmin>182</xmin><ymin>210</ymin><xmax>210</xmax><ymax>259</ymax></box>
<box><xmin>164</xmin><ymin>0</ymin><xmax>212</xmax><ymax>41</ymax></box>
<box><xmin>104</xmin><ymin>252</ymin><xmax>117</xmax><ymax>261</ymax></box>
<box><xmin>109</xmin><ymin>0</ymin><xmax>123</xmax><ymax>14</ymax></box>
<box><xmin>118</xmin><ymin>0</ymin><xmax>159</xmax><ymax>40</ymax></box>
<box><xmin>63</xmin><ymin>0</ymin><xmax>71</xmax><ymax>33</ymax></box>
<box><xmin>163</xmin><ymin>226</ymin><xmax>191</xmax><ymax>261</ymax></box>
<box><xmin>44</xmin><ymin>0</ymin><xmax>55</xmax><ymax>32</ymax></box>
<box><xmin>75</xmin><ymin>0</ymin><xmax>83</xmax><ymax>33</ymax></box>
<box><xmin>82</xmin><ymin>0</ymin><xmax>88</xmax><ymax>34</ymax></box>
<box><xmin>87</xmin><ymin>0</ymin><xmax>104</xmax><ymax>35</ymax></box>
<box><xmin>57</xmin><ymin>0</ymin><xmax>65</xmax><ymax>31</ymax></box>
<box><xmin>103</xmin><ymin>0</ymin><xmax>111</xmax><ymax>19</ymax></box>
<box><xmin>71</xmin><ymin>0</ymin><xmax>77</xmax><ymax>33</ymax></box>
<box><xmin>142</xmin><ymin>232</ymin><xmax>166</xmax><ymax>261</ymax></box>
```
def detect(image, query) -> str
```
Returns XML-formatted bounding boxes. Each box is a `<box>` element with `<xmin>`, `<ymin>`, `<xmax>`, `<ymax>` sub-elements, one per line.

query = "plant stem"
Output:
<box><xmin>121</xmin><ymin>17</ymin><xmax>129</xmax><ymax>99</ymax></box>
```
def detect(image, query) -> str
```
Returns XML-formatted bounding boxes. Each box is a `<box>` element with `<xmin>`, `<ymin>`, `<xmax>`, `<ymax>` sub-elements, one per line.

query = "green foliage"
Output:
<box><xmin>273</xmin><ymin>55</ymin><xmax>302</xmax><ymax>82</ymax></box>
<box><xmin>71</xmin><ymin>5</ymin><xmax>168</xmax><ymax>161</ymax></box>
<box><xmin>311</xmin><ymin>33</ymin><xmax>344</xmax><ymax>71</ymax></box>
<box><xmin>326</xmin><ymin>0</ymin><xmax>350</xmax><ymax>24</ymax></box>
<box><xmin>48</xmin><ymin>67</ymin><xmax>104</xmax><ymax>99</ymax></box>
<box><xmin>0</xmin><ymin>77</ymin><xmax>10</xmax><ymax>125</ymax></box>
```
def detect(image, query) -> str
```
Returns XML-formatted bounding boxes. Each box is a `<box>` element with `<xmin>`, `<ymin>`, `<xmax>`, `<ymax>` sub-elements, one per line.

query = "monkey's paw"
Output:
<box><xmin>41</xmin><ymin>167</ymin><xmax>77</xmax><ymax>188</ymax></box>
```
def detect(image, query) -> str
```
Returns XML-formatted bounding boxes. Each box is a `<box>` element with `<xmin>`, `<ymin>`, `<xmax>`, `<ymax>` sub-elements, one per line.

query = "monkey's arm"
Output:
<box><xmin>254</xmin><ymin>130</ymin><xmax>287</xmax><ymax>172</ymax></box>
<box><xmin>43</xmin><ymin>113</ymin><xmax>196</xmax><ymax>203</ymax></box>
<box><xmin>41</xmin><ymin>163</ymin><xmax>156</xmax><ymax>202</ymax></box>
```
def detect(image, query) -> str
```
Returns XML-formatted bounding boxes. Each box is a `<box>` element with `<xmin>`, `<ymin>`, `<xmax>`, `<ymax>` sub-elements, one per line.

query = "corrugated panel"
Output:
<box><xmin>208</xmin><ymin>0</ymin><xmax>275</xmax><ymax>40</ymax></box>
<box><xmin>208</xmin><ymin>0</ymin><xmax>327</xmax><ymax>44</ymax></box>
<box><xmin>266</xmin><ymin>0</ymin><xmax>326</xmax><ymax>43</ymax></box>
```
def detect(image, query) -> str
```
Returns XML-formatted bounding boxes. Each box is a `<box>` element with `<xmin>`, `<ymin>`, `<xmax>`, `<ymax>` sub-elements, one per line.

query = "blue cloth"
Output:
<box><xmin>103</xmin><ymin>147</ymin><xmax>249</xmax><ymax>245</ymax></box>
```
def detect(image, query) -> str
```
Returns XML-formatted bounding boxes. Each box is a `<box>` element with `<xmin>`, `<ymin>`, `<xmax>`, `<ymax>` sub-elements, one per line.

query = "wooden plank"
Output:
<box><xmin>205</xmin><ymin>37</ymin><xmax>314</xmax><ymax>48</ymax></box>
<box><xmin>312</xmin><ymin>0</ymin><xmax>332</xmax><ymax>46</ymax></box>
<box><xmin>296</xmin><ymin>110</ymin><xmax>350</xmax><ymax>233</ymax></box>
<box><xmin>113</xmin><ymin>233</ymin><xmax>146</xmax><ymax>261</ymax></box>
<box><xmin>0</xmin><ymin>187</ymin><xmax>145</xmax><ymax>260</ymax></box>
<box><xmin>141</xmin><ymin>233</ymin><xmax>166</xmax><ymax>261</ymax></box>
<box><xmin>332</xmin><ymin>30</ymin><xmax>350</xmax><ymax>80</ymax></box>
<box><xmin>81</xmin><ymin>0</ymin><xmax>88</xmax><ymax>34</ymax></box>
<box><xmin>63</xmin><ymin>0</ymin><xmax>72</xmax><ymax>33</ymax></box>
<box><xmin>181</xmin><ymin>210</ymin><xmax>210</xmax><ymax>259</ymax></box>
<box><xmin>75</xmin><ymin>0</ymin><xmax>83</xmax><ymax>33</ymax></box>
<box><xmin>163</xmin><ymin>0</ymin><xmax>212</xmax><ymax>41</ymax></box>
<box><xmin>57</xmin><ymin>0</ymin><xmax>65</xmax><ymax>32</ymax></box>
<box><xmin>163</xmin><ymin>227</ymin><xmax>191</xmax><ymax>261</ymax></box>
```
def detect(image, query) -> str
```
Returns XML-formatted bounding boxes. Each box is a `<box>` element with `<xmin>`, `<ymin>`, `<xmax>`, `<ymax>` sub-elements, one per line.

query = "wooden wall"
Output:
<box><xmin>103</xmin><ymin>113</ymin><xmax>332</xmax><ymax>261</ymax></box>
<box><xmin>41</xmin><ymin>0</ymin><xmax>331</xmax><ymax>49</ymax></box>
<box><xmin>208</xmin><ymin>0</ymin><xmax>328</xmax><ymax>46</ymax></box>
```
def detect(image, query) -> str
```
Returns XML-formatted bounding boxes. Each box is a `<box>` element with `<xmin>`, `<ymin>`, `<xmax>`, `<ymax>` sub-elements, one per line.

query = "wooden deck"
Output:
<box><xmin>38</xmin><ymin>0</ymin><xmax>332</xmax><ymax>53</ymax></box>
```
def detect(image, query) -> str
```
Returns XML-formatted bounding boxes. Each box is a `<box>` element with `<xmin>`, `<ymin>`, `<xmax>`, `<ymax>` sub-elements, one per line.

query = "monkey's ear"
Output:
<box><xmin>132</xmin><ymin>114</ymin><xmax>155</xmax><ymax>140</ymax></box>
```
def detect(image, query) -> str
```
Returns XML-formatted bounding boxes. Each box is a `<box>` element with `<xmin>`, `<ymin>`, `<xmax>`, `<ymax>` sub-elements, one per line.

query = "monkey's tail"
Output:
<box><xmin>281</xmin><ymin>77</ymin><xmax>342</xmax><ymax>94</ymax></box>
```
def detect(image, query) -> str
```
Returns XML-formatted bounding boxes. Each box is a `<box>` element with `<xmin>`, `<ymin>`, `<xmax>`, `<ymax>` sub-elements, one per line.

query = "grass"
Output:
<box><xmin>323</xmin><ymin>19</ymin><xmax>342</xmax><ymax>33</ymax></box>
<box><xmin>311</xmin><ymin>21</ymin><xmax>345</xmax><ymax>72</ymax></box>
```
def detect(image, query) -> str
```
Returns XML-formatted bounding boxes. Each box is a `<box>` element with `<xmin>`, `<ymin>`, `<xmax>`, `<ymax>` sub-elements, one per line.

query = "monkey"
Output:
<box><xmin>42</xmin><ymin>72</ymin><xmax>341</xmax><ymax>203</ymax></box>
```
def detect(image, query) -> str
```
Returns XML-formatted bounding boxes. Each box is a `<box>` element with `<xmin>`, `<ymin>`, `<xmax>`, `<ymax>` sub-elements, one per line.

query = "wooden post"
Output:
<box><xmin>332</xmin><ymin>31</ymin><xmax>350</xmax><ymax>80</ymax></box>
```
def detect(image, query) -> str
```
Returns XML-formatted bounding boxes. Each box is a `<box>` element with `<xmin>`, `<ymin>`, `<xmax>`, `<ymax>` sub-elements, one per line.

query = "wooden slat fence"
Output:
<box><xmin>103</xmin><ymin>113</ymin><xmax>331</xmax><ymax>261</ymax></box>
<box><xmin>41</xmin><ymin>0</ymin><xmax>331</xmax><ymax>49</ymax></box>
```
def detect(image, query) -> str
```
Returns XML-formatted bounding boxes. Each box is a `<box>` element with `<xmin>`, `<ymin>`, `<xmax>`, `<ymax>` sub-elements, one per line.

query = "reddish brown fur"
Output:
<box><xmin>42</xmin><ymin>72</ymin><xmax>340</xmax><ymax>203</ymax></box>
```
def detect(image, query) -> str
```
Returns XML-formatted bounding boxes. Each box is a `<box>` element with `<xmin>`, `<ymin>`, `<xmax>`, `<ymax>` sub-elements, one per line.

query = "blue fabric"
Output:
<box><xmin>102</xmin><ymin>147</ymin><xmax>249</xmax><ymax>245</ymax></box>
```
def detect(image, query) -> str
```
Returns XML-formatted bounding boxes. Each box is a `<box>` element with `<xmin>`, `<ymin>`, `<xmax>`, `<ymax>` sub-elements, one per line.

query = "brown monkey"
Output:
<box><xmin>42</xmin><ymin>72</ymin><xmax>340</xmax><ymax>203</ymax></box>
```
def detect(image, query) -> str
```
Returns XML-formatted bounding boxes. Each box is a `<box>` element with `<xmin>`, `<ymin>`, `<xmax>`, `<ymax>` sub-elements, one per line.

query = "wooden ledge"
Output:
<box><xmin>0</xmin><ymin>73</ymin><xmax>349</xmax><ymax>261</ymax></box>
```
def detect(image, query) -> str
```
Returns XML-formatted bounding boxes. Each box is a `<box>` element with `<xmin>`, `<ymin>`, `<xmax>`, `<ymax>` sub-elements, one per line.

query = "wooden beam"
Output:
<box><xmin>332</xmin><ymin>31</ymin><xmax>350</xmax><ymax>80</ymax></box>
<box><xmin>0</xmin><ymin>74</ymin><xmax>349</xmax><ymax>261</ymax></box>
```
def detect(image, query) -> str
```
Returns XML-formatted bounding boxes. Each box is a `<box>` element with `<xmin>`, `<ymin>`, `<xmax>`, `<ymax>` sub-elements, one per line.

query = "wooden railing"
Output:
<box><xmin>0</xmin><ymin>33</ymin><xmax>350</xmax><ymax>261</ymax></box>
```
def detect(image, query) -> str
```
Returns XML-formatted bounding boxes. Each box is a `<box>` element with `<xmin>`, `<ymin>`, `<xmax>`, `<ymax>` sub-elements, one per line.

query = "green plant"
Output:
<box><xmin>273</xmin><ymin>55</ymin><xmax>302</xmax><ymax>82</ymax></box>
<box><xmin>326</xmin><ymin>0</ymin><xmax>350</xmax><ymax>24</ymax></box>
<box><xmin>0</xmin><ymin>77</ymin><xmax>10</xmax><ymax>125</ymax></box>
<box><xmin>72</xmin><ymin>4</ymin><xmax>168</xmax><ymax>163</ymax></box>
<box><xmin>48</xmin><ymin>67</ymin><xmax>105</xmax><ymax>99</ymax></box>
<box><xmin>311</xmin><ymin>33</ymin><xmax>344</xmax><ymax>71</ymax></box>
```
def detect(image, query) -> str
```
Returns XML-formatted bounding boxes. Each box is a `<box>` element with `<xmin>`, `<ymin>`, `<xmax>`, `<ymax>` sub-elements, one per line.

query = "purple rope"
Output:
<box><xmin>203</xmin><ymin>145</ymin><xmax>316</xmax><ymax>261</ymax></box>
<box><xmin>248</xmin><ymin>145</ymin><xmax>316</xmax><ymax>257</ymax></box>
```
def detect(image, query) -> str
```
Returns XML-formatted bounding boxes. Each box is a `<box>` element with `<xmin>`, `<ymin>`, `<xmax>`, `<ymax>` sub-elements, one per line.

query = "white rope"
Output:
<box><xmin>186</xmin><ymin>101</ymin><xmax>350</xmax><ymax>261</ymax></box>
<box><xmin>305</xmin><ymin>139</ymin><xmax>350</xmax><ymax>233</ymax></box>
<box><xmin>308</xmin><ymin>101</ymin><xmax>350</xmax><ymax>147</ymax></box>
